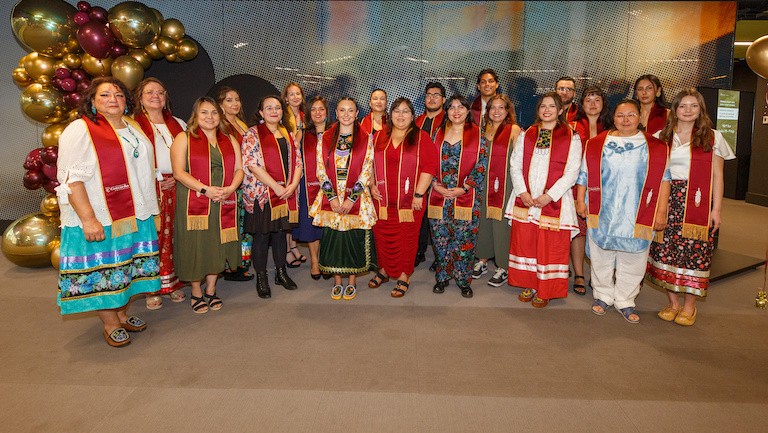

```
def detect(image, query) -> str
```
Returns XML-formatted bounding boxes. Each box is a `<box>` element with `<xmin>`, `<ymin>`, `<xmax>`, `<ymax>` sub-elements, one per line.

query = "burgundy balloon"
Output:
<box><xmin>77</xmin><ymin>1</ymin><xmax>91</xmax><ymax>12</ymax></box>
<box><xmin>41</xmin><ymin>146</ymin><xmax>59</xmax><ymax>165</ymax></box>
<box><xmin>51</xmin><ymin>78</ymin><xmax>63</xmax><ymax>91</ymax></box>
<box><xmin>73</xmin><ymin>11</ymin><xmax>90</xmax><ymax>26</ymax></box>
<box><xmin>89</xmin><ymin>6</ymin><xmax>108</xmax><ymax>23</ymax></box>
<box><xmin>77</xmin><ymin>21</ymin><xmax>114</xmax><ymax>59</ymax></box>
<box><xmin>23</xmin><ymin>152</ymin><xmax>42</xmax><ymax>171</ymax></box>
<box><xmin>110</xmin><ymin>42</ymin><xmax>128</xmax><ymax>58</ymax></box>
<box><xmin>23</xmin><ymin>170</ymin><xmax>45</xmax><ymax>190</ymax></box>
<box><xmin>55</xmin><ymin>68</ymin><xmax>71</xmax><ymax>79</ymax></box>
<box><xmin>59</xmin><ymin>78</ymin><xmax>77</xmax><ymax>92</ymax></box>
<box><xmin>43</xmin><ymin>178</ymin><xmax>61</xmax><ymax>194</ymax></box>
<box><xmin>42</xmin><ymin>163</ymin><xmax>57</xmax><ymax>180</ymax></box>
<box><xmin>70</xmin><ymin>68</ymin><xmax>87</xmax><ymax>82</ymax></box>
<box><xmin>77</xmin><ymin>80</ymin><xmax>90</xmax><ymax>92</ymax></box>
<box><xmin>26</xmin><ymin>148</ymin><xmax>42</xmax><ymax>164</ymax></box>
<box><xmin>64</xmin><ymin>92</ymin><xmax>82</xmax><ymax>109</ymax></box>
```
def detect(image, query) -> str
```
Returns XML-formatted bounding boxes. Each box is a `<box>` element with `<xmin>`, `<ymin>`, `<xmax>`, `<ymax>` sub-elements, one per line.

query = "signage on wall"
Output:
<box><xmin>716</xmin><ymin>89</ymin><xmax>739</xmax><ymax>154</ymax></box>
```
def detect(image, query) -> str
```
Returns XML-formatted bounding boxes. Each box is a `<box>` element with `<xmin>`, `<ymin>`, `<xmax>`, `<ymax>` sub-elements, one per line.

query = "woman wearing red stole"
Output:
<box><xmin>369</xmin><ymin>97</ymin><xmax>438</xmax><ymax>297</ymax></box>
<box><xmin>310</xmin><ymin>97</ymin><xmax>377</xmax><ymax>300</ymax></box>
<box><xmin>241</xmin><ymin>96</ymin><xmax>302</xmax><ymax>299</ymax></box>
<box><xmin>568</xmin><ymin>86</ymin><xmax>612</xmax><ymax>296</ymax></box>
<box><xmin>505</xmin><ymin>92</ymin><xmax>582</xmax><ymax>308</ymax></box>
<box><xmin>282</xmin><ymin>82</ymin><xmax>309</xmax><ymax>267</ymax></box>
<box><xmin>217</xmin><ymin>86</ymin><xmax>254</xmax><ymax>282</ymax></box>
<box><xmin>171</xmin><ymin>97</ymin><xmax>244</xmax><ymax>313</ymax></box>
<box><xmin>294</xmin><ymin>96</ymin><xmax>330</xmax><ymax>280</ymax></box>
<box><xmin>360</xmin><ymin>88</ymin><xmax>388</xmax><ymax>135</ymax></box>
<box><xmin>633</xmin><ymin>74</ymin><xmax>670</xmax><ymax>135</ymax></box>
<box><xmin>132</xmin><ymin>77</ymin><xmax>187</xmax><ymax>310</ymax></box>
<box><xmin>428</xmin><ymin>95</ymin><xmax>487</xmax><ymax>298</ymax></box>
<box><xmin>648</xmin><ymin>89</ymin><xmax>735</xmax><ymax>326</ymax></box>
<box><xmin>56</xmin><ymin>77</ymin><xmax>160</xmax><ymax>347</ymax></box>
<box><xmin>472</xmin><ymin>94</ymin><xmax>521</xmax><ymax>287</ymax></box>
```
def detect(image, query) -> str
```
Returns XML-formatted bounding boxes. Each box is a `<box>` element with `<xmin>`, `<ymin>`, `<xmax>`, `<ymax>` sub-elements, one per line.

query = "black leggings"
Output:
<box><xmin>251</xmin><ymin>230</ymin><xmax>287</xmax><ymax>272</ymax></box>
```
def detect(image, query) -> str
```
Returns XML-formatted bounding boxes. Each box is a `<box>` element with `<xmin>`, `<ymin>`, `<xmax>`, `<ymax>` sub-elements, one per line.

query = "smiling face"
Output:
<box><xmin>196</xmin><ymin>101</ymin><xmax>220</xmax><ymax>131</ymax></box>
<box><xmin>140</xmin><ymin>81</ymin><xmax>166</xmax><ymax>113</ymax></box>
<box><xmin>447</xmin><ymin>99</ymin><xmax>469</xmax><ymax>126</ymax></box>
<box><xmin>537</xmin><ymin>96</ymin><xmax>562</xmax><ymax>126</ymax></box>
<box><xmin>635</xmin><ymin>78</ymin><xmax>658</xmax><ymax>105</ymax></box>
<box><xmin>369</xmin><ymin>90</ymin><xmax>387</xmax><ymax>114</ymax></box>
<box><xmin>93</xmin><ymin>83</ymin><xmax>127</xmax><ymax>118</ymax></box>
<box><xmin>259</xmin><ymin>97</ymin><xmax>283</xmax><ymax>126</ymax></box>
<box><xmin>220</xmin><ymin>90</ymin><xmax>241</xmax><ymax>117</ymax></box>
<box><xmin>284</xmin><ymin>85</ymin><xmax>304</xmax><ymax>110</ymax></box>
<box><xmin>390</xmin><ymin>101</ymin><xmax>414</xmax><ymax>131</ymax></box>
<box><xmin>336</xmin><ymin>99</ymin><xmax>358</xmax><ymax>127</ymax></box>
<box><xmin>583</xmin><ymin>93</ymin><xmax>603</xmax><ymax>116</ymax></box>
<box><xmin>613</xmin><ymin>102</ymin><xmax>641</xmax><ymax>136</ymax></box>
<box><xmin>555</xmin><ymin>79</ymin><xmax>576</xmax><ymax>105</ymax></box>
<box><xmin>477</xmin><ymin>73</ymin><xmax>499</xmax><ymax>98</ymax></box>
<box><xmin>675</xmin><ymin>95</ymin><xmax>701</xmax><ymax>123</ymax></box>
<box><xmin>487</xmin><ymin>98</ymin><xmax>508</xmax><ymax>125</ymax></box>
<box><xmin>309</xmin><ymin>99</ymin><xmax>327</xmax><ymax>126</ymax></box>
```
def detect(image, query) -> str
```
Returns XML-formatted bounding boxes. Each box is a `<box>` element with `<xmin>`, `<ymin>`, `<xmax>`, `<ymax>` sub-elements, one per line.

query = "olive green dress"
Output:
<box><xmin>174</xmin><ymin>144</ymin><xmax>241</xmax><ymax>281</ymax></box>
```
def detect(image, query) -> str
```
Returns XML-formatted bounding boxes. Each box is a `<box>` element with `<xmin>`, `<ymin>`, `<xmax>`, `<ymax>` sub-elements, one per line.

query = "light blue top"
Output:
<box><xmin>576</xmin><ymin>132</ymin><xmax>670</xmax><ymax>253</ymax></box>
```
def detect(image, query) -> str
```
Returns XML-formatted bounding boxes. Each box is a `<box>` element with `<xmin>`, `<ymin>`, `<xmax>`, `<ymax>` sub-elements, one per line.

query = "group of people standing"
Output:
<box><xmin>54</xmin><ymin>69</ymin><xmax>733</xmax><ymax>347</ymax></box>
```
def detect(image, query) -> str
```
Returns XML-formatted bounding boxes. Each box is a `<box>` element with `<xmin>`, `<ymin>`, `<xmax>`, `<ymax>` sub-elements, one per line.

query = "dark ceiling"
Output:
<box><xmin>738</xmin><ymin>0</ymin><xmax>768</xmax><ymax>19</ymax></box>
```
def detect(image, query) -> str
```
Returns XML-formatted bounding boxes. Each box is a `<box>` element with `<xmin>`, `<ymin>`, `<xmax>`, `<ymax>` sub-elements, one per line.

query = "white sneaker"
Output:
<box><xmin>487</xmin><ymin>268</ymin><xmax>508</xmax><ymax>287</ymax></box>
<box><xmin>472</xmin><ymin>262</ymin><xmax>488</xmax><ymax>278</ymax></box>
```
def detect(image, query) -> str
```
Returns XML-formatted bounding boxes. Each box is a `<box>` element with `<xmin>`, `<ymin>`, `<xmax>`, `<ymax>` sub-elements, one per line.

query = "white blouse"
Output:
<box><xmin>150</xmin><ymin>116</ymin><xmax>186</xmax><ymax>174</ymax></box>
<box><xmin>56</xmin><ymin>118</ymin><xmax>159</xmax><ymax>228</ymax></box>
<box><xmin>656</xmin><ymin>130</ymin><xmax>736</xmax><ymax>180</ymax></box>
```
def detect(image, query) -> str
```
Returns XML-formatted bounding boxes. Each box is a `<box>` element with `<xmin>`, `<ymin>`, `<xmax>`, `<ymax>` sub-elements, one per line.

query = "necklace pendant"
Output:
<box><xmin>133</xmin><ymin>148</ymin><xmax>139</xmax><ymax>158</ymax></box>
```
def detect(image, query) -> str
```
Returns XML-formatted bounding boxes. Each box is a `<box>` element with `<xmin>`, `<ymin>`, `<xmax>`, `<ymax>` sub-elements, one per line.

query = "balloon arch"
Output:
<box><xmin>3</xmin><ymin>0</ymin><xmax>198</xmax><ymax>268</ymax></box>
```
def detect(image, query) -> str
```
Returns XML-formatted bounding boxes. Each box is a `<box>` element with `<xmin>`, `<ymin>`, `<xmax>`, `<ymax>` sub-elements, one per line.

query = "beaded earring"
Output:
<box><xmin>124</xmin><ymin>107</ymin><xmax>129</xmax><ymax>115</ymax></box>
<box><xmin>91</xmin><ymin>106</ymin><xmax>97</xmax><ymax>115</ymax></box>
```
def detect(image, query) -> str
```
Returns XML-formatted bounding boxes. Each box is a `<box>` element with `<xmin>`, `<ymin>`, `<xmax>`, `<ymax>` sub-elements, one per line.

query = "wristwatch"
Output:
<box><xmin>414</xmin><ymin>192</ymin><xmax>424</xmax><ymax>198</ymax></box>
<box><xmin>462</xmin><ymin>185</ymin><xmax>469</xmax><ymax>193</ymax></box>
<box><xmin>198</xmin><ymin>187</ymin><xmax>207</xmax><ymax>197</ymax></box>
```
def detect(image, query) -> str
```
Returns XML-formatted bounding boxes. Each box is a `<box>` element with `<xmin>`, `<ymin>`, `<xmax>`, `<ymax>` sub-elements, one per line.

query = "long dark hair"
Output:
<box><xmin>533</xmin><ymin>92</ymin><xmax>567</xmax><ymax>127</ymax></box>
<box><xmin>659</xmin><ymin>88</ymin><xmax>714</xmax><ymax>152</ymax></box>
<box><xmin>252</xmin><ymin>95</ymin><xmax>290</xmax><ymax>127</ymax></box>
<box><xmin>305</xmin><ymin>95</ymin><xmax>330</xmax><ymax>134</ymax></box>
<box><xmin>482</xmin><ymin>94</ymin><xmax>518</xmax><ymax>128</ymax></box>
<box><xmin>328</xmin><ymin>96</ymin><xmax>361</xmax><ymax>161</ymax></box>
<box><xmin>215</xmin><ymin>86</ymin><xmax>245</xmax><ymax>137</ymax></box>
<box><xmin>574</xmin><ymin>85</ymin><xmax>613</xmax><ymax>130</ymax></box>
<box><xmin>385</xmin><ymin>97</ymin><xmax>419</xmax><ymax>147</ymax></box>
<box><xmin>79</xmin><ymin>76</ymin><xmax>135</xmax><ymax>123</ymax></box>
<box><xmin>633</xmin><ymin>74</ymin><xmax>668</xmax><ymax>108</ymax></box>
<box><xmin>442</xmin><ymin>95</ymin><xmax>474</xmax><ymax>132</ymax></box>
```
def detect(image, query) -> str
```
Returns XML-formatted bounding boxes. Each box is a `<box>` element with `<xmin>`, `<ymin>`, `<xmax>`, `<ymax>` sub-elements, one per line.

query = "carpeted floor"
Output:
<box><xmin>1</xmin><ymin>198</ymin><xmax>767</xmax><ymax>433</ymax></box>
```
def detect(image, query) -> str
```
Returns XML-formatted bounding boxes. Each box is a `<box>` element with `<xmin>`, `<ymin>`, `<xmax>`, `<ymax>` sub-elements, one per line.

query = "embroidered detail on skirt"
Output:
<box><xmin>319</xmin><ymin>228</ymin><xmax>377</xmax><ymax>275</ymax></box>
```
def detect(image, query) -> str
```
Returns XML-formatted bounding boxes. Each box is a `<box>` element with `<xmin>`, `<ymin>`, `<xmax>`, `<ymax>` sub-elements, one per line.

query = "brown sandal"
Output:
<box><xmin>391</xmin><ymin>280</ymin><xmax>409</xmax><ymax>298</ymax></box>
<box><xmin>368</xmin><ymin>272</ymin><xmax>389</xmax><ymax>288</ymax></box>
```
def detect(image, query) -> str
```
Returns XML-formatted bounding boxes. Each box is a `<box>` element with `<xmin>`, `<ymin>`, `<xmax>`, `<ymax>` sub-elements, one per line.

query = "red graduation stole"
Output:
<box><xmin>585</xmin><ymin>130</ymin><xmax>669</xmax><ymax>241</ymax></box>
<box><xmin>82</xmin><ymin>115</ymin><xmax>141</xmax><ymax>237</ymax></box>
<box><xmin>470</xmin><ymin>96</ymin><xmax>483</xmax><ymax>125</ymax></box>
<box><xmin>360</xmin><ymin>113</ymin><xmax>387</xmax><ymax>135</ymax></box>
<box><xmin>645</xmin><ymin>103</ymin><xmax>668</xmax><ymax>135</ymax></box>
<box><xmin>428</xmin><ymin>123</ymin><xmax>482</xmax><ymax>221</ymax></box>
<box><xmin>373</xmin><ymin>129</ymin><xmax>428</xmax><ymax>222</ymax></box>
<box><xmin>223</xmin><ymin>118</ymin><xmax>248</xmax><ymax>144</ymax></box>
<box><xmin>677</xmin><ymin>131</ymin><xmax>715</xmax><ymax>241</ymax></box>
<box><xmin>571</xmin><ymin>117</ymin><xmax>605</xmax><ymax>151</ymax></box>
<box><xmin>511</xmin><ymin>124</ymin><xmax>573</xmax><ymax>230</ymax></box>
<box><xmin>302</xmin><ymin>129</ymin><xmax>322</xmax><ymax>210</ymax></box>
<box><xmin>186</xmin><ymin>129</ymin><xmax>238</xmax><ymax>243</ymax></box>
<box><xmin>415</xmin><ymin>110</ymin><xmax>445</xmax><ymax>140</ymax></box>
<box><xmin>286</xmin><ymin>109</ymin><xmax>305</xmax><ymax>135</ymax></box>
<box><xmin>134</xmin><ymin>109</ymin><xmax>184</xmax><ymax>147</ymax></box>
<box><xmin>566</xmin><ymin>103</ymin><xmax>579</xmax><ymax>123</ymax></box>
<box><xmin>484</xmin><ymin>123</ymin><xmax>515</xmax><ymax>221</ymax></box>
<box><xmin>319</xmin><ymin>122</ymin><xmax>369</xmax><ymax>216</ymax></box>
<box><xmin>254</xmin><ymin>123</ymin><xmax>299</xmax><ymax>223</ymax></box>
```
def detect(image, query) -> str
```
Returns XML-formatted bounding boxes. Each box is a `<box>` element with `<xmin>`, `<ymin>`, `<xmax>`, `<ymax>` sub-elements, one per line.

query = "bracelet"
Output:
<box><xmin>414</xmin><ymin>192</ymin><xmax>424</xmax><ymax>198</ymax></box>
<box><xmin>197</xmin><ymin>187</ymin><xmax>207</xmax><ymax>197</ymax></box>
<box><xmin>462</xmin><ymin>185</ymin><xmax>469</xmax><ymax>193</ymax></box>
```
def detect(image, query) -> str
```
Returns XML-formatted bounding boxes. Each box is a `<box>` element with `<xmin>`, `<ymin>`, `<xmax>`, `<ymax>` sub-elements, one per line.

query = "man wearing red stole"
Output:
<box><xmin>576</xmin><ymin>99</ymin><xmax>671</xmax><ymax>324</ymax></box>
<box><xmin>555</xmin><ymin>76</ymin><xmax>579</xmax><ymax>123</ymax></box>
<box><xmin>470</xmin><ymin>69</ymin><xmax>499</xmax><ymax>126</ymax></box>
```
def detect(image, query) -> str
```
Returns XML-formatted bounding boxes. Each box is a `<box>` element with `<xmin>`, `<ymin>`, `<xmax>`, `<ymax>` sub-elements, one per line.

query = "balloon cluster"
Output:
<box><xmin>23</xmin><ymin>145</ymin><xmax>59</xmax><ymax>194</ymax></box>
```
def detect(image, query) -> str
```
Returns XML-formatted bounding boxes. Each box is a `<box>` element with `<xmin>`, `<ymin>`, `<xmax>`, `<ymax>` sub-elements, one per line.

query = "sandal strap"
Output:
<box><xmin>395</xmin><ymin>280</ymin><xmax>410</xmax><ymax>288</ymax></box>
<box><xmin>190</xmin><ymin>295</ymin><xmax>207</xmax><ymax>311</ymax></box>
<box><xmin>375</xmin><ymin>272</ymin><xmax>388</xmax><ymax>280</ymax></box>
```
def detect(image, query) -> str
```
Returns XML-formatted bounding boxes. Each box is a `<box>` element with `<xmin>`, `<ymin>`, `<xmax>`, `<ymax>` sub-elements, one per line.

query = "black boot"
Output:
<box><xmin>275</xmin><ymin>266</ymin><xmax>297</xmax><ymax>290</ymax></box>
<box><xmin>255</xmin><ymin>272</ymin><xmax>271</xmax><ymax>299</ymax></box>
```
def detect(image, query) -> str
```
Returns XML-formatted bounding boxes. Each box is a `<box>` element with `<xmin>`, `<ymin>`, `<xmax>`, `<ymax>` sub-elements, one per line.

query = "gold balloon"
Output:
<box><xmin>108</xmin><ymin>2</ymin><xmax>162</xmax><ymax>48</ymax></box>
<box><xmin>12</xmin><ymin>68</ymin><xmax>32</xmax><ymax>86</ymax></box>
<box><xmin>10</xmin><ymin>0</ymin><xmax>77</xmax><ymax>58</ymax></box>
<box><xmin>747</xmin><ymin>36</ymin><xmax>768</xmax><ymax>79</ymax></box>
<box><xmin>53</xmin><ymin>60</ymin><xmax>67</xmax><ymax>70</ymax></box>
<box><xmin>20</xmin><ymin>83</ymin><xmax>67</xmax><ymax>124</ymax></box>
<box><xmin>41</xmin><ymin>122</ymin><xmax>69</xmax><ymax>147</ymax></box>
<box><xmin>128</xmin><ymin>48</ymin><xmax>152</xmax><ymax>70</ymax></box>
<box><xmin>111</xmin><ymin>55</ymin><xmax>144</xmax><ymax>90</ymax></box>
<box><xmin>68</xmin><ymin>109</ymin><xmax>81</xmax><ymax>122</ymax></box>
<box><xmin>161</xmin><ymin>19</ymin><xmax>185</xmax><ymax>41</ymax></box>
<box><xmin>37</xmin><ymin>75</ymin><xmax>52</xmax><ymax>85</ymax></box>
<box><xmin>50</xmin><ymin>245</ymin><xmax>61</xmax><ymax>269</ymax></box>
<box><xmin>150</xmin><ymin>8</ymin><xmax>164</xmax><ymax>24</ymax></box>
<box><xmin>64</xmin><ymin>36</ymin><xmax>82</xmax><ymax>54</ymax></box>
<box><xmin>62</xmin><ymin>53</ymin><xmax>81</xmax><ymax>69</ymax></box>
<box><xmin>1</xmin><ymin>212</ymin><xmax>61</xmax><ymax>268</ymax></box>
<box><xmin>24</xmin><ymin>53</ymin><xmax>57</xmax><ymax>80</ymax></box>
<box><xmin>165</xmin><ymin>53</ymin><xmax>178</xmax><ymax>62</ymax></box>
<box><xmin>81</xmin><ymin>53</ymin><xmax>113</xmax><ymax>77</ymax></box>
<box><xmin>40</xmin><ymin>194</ymin><xmax>60</xmax><ymax>215</ymax></box>
<box><xmin>156</xmin><ymin>36</ymin><xmax>177</xmax><ymax>55</ymax></box>
<box><xmin>176</xmin><ymin>38</ymin><xmax>198</xmax><ymax>61</ymax></box>
<box><xmin>144</xmin><ymin>41</ymin><xmax>164</xmax><ymax>60</ymax></box>
<box><xmin>19</xmin><ymin>55</ymin><xmax>28</xmax><ymax>67</ymax></box>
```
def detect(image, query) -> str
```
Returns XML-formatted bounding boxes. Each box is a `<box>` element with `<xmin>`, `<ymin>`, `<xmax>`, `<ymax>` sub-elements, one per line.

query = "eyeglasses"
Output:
<box><xmin>392</xmin><ymin>108</ymin><xmax>412</xmax><ymax>115</ymax></box>
<box><xmin>556</xmin><ymin>87</ymin><xmax>575</xmax><ymax>93</ymax></box>
<box><xmin>425</xmin><ymin>93</ymin><xmax>443</xmax><ymax>99</ymax></box>
<box><xmin>144</xmin><ymin>90</ymin><xmax>166</xmax><ymax>96</ymax></box>
<box><xmin>614</xmin><ymin>113</ymin><xmax>638</xmax><ymax>119</ymax></box>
